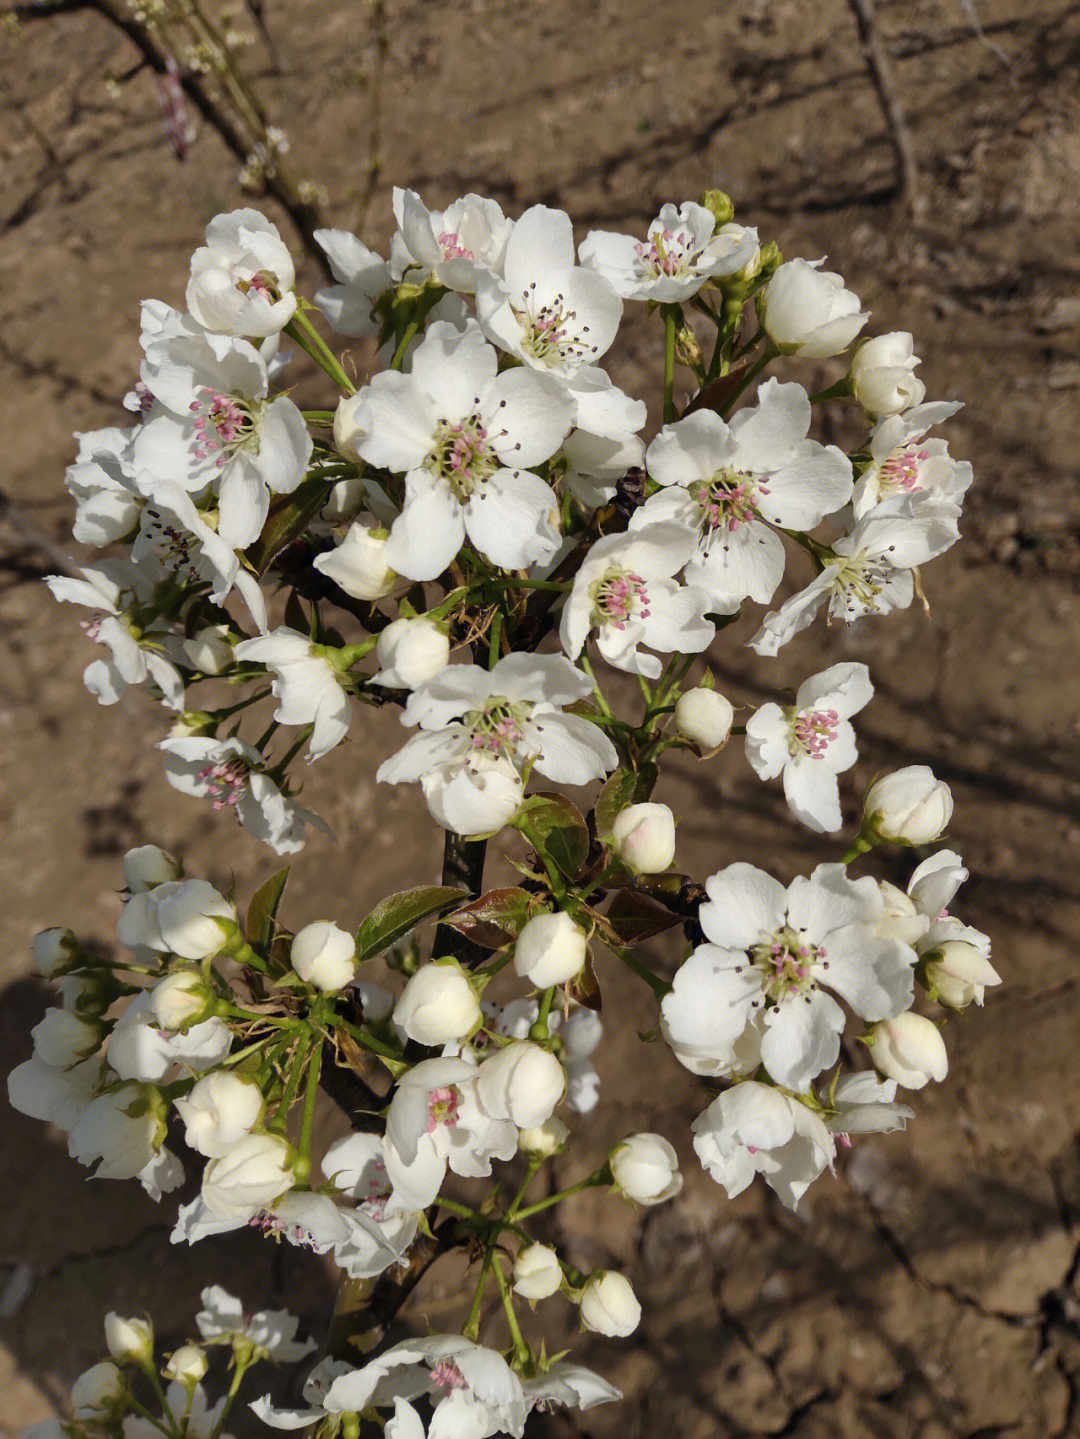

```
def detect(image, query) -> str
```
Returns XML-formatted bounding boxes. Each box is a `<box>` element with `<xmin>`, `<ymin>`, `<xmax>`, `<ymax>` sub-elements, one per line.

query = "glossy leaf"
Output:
<box><xmin>603</xmin><ymin>887</ymin><xmax>684</xmax><ymax>946</ymax></box>
<box><xmin>245</xmin><ymin>476</ymin><xmax>333</xmax><ymax>576</ymax></box>
<box><xmin>521</xmin><ymin>792</ymin><xmax>590</xmax><ymax>878</ymax></box>
<box><xmin>355</xmin><ymin>885</ymin><xmax>465</xmax><ymax>963</ymax></box>
<box><xmin>594</xmin><ymin>764</ymin><xmax>658</xmax><ymax>839</ymax></box>
<box><xmin>245</xmin><ymin>866</ymin><xmax>290</xmax><ymax>949</ymax></box>
<box><xmin>445</xmin><ymin>887</ymin><xmax>539</xmax><ymax>950</ymax></box>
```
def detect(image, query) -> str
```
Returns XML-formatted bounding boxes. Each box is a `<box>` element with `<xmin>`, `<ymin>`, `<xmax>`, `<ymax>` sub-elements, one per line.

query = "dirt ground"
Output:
<box><xmin>3</xmin><ymin>0</ymin><xmax>1080</xmax><ymax>1434</ymax></box>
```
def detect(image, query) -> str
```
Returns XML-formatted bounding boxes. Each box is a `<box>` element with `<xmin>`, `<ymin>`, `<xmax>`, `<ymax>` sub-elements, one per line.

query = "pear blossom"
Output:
<box><xmin>372</xmin><ymin>616</ymin><xmax>451</xmax><ymax>690</ymax></box>
<box><xmin>692</xmin><ymin>1081</ymin><xmax>835</xmax><ymax>1208</ymax></box>
<box><xmin>186</xmin><ymin>209</ymin><xmax>297</xmax><ymax>336</ymax></box>
<box><xmin>610</xmin><ymin>1132</ymin><xmax>683</xmax><ymax>1205</ymax></box>
<box><xmin>631</xmin><ymin>380</ymin><xmax>853</xmax><ymax>613</ymax></box>
<box><xmin>870</xmin><ymin>1012</ymin><xmax>949</xmax><ymax>1088</ymax></box>
<box><xmin>313</xmin><ymin>227</ymin><xmax>393</xmax><ymax>336</ymax></box>
<box><xmin>864</xmin><ymin>765</ymin><xmax>953</xmax><ymax>844</ymax></box>
<box><xmin>104</xmin><ymin>1313</ymin><xmax>154</xmax><ymax>1364</ymax></box>
<box><xmin>924</xmin><ymin>939</ymin><xmax>1000</xmax><ymax>1009</ymax></box>
<box><xmin>195</xmin><ymin>1285</ymin><xmax>316</xmax><ymax>1362</ymax></box>
<box><xmin>163</xmin><ymin>1344</ymin><xmax>208</xmax><ymax>1383</ymax></box>
<box><xmin>521</xmin><ymin>1363</ymin><xmax>621</xmax><ymax>1415</ymax></box>
<box><xmin>7</xmin><ymin>1053</ymin><xmax>101</xmax><ymax>1133</ymax></box>
<box><xmin>850</xmin><ymin>331</ymin><xmax>926</xmax><ymax>416</ymax></box>
<box><xmin>394</xmin><ymin>960</ymin><xmax>482</xmax><ymax>1046</ymax></box>
<box><xmin>662</xmin><ymin>862</ymin><xmax>915</xmax><ymax>1092</ymax></box>
<box><xmin>422</xmin><ymin>750</ymin><xmax>525</xmax><ymax>837</ymax></box>
<box><xmin>320</xmin><ymin>1132</ymin><xmax>420</xmax><ymax>1279</ymax></box>
<box><xmin>290</xmin><ymin>921</ymin><xmax>357</xmax><ymax>991</ymax></box>
<box><xmin>30</xmin><ymin>1008</ymin><xmax>102</xmax><ymax>1067</ymax></box>
<box><xmin>560</xmin><ymin>1006</ymin><xmax>604</xmax><ymax>1114</ymax></box>
<box><xmin>760</xmin><ymin>257</ymin><xmax>868</xmax><ymax>357</ymax></box>
<box><xmin>200</xmin><ymin>1132</ymin><xmax>296</xmax><ymax>1219</ymax></box>
<box><xmin>579</xmin><ymin>1271</ymin><xmax>641</xmax><ymax>1337</ymax></box>
<box><xmin>476</xmin><ymin>205</ymin><xmax>622</xmax><ymax>377</ymax></box>
<box><xmin>513</xmin><ymin>909</ymin><xmax>589</xmax><ymax>988</ymax></box>
<box><xmin>174</xmin><ymin>1072</ymin><xmax>264</xmax><ymax>1157</ymax></box>
<box><xmin>476</xmin><ymin>1040</ymin><xmax>566</xmax><ymax>1128</ymax></box>
<box><xmin>580</xmin><ymin>202</ymin><xmax>759</xmax><ymax>301</ymax></box>
<box><xmin>234</xmin><ymin>628</ymin><xmax>352</xmax><ymax>761</ymax></box>
<box><xmin>853</xmin><ymin>402</ymin><xmax>972</xmax><ymax>520</ymax></box>
<box><xmin>390</xmin><ymin>187</ymin><xmax>513</xmax><ymax>291</ymax></box>
<box><xmin>825</xmin><ymin>1071</ymin><xmax>914</xmax><ymax>1141</ymax></box>
<box><xmin>115</xmin><ymin>878</ymin><xmax>235</xmax><ymax>960</ymax></box>
<box><xmin>675</xmin><ymin>686</ymin><xmax>735</xmax><ymax>750</ymax></box>
<box><xmin>610</xmin><ymin>802</ymin><xmax>676</xmax><ymax>874</ymax></box>
<box><xmin>748</xmin><ymin>499</ymin><xmax>961</xmax><ymax>655</ymax></box>
<box><xmin>559</xmin><ymin>524</ymin><xmax>714</xmax><ymax>678</ymax></box>
<box><xmin>67</xmin><ymin>1084</ymin><xmax>165</xmax><ymax>1181</ymax></box>
<box><xmin>172</xmin><ymin>1187</ymin><xmax>355</xmax><ymax>1253</ymax></box>
<box><xmin>312</xmin><ymin>521</ymin><xmax>396</xmax><ymax>599</ymax></box>
<box><xmin>107</xmin><ymin>992</ymin><xmax>230</xmax><ymax>1083</ymax></box>
<box><xmin>348</xmin><ymin>321</ymin><xmax>573</xmax><ymax>579</ymax></box>
<box><xmin>559</xmin><ymin>366</ymin><xmax>647</xmax><ymax>508</ymax></box>
<box><xmin>65</xmin><ymin>426</ymin><xmax>141</xmax><ymax>546</ymax></box>
<box><xmin>159</xmin><ymin>735</ymin><xmax>328</xmax><ymax>854</ymax></box>
<box><xmin>745</xmin><ymin>662</ymin><xmax>873</xmax><ymax>832</ymax></box>
<box><xmin>513</xmin><ymin>1244</ymin><xmax>564</xmax><ymax>1300</ymax></box>
<box><xmin>124</xmin><ymin>845</ymin><xmax>181</xmax><ymax>894</ymax></box>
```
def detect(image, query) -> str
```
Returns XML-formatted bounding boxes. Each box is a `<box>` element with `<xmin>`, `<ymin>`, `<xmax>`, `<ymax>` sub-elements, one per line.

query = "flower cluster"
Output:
<box><xmin>14</xmin><ymin>185</ymin><xmax>994</xmax><ymax>1436</ymax></box>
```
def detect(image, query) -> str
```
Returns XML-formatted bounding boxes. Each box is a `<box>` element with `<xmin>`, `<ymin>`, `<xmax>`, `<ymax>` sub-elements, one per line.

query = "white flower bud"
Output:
<box><xmin>513</xmin><ymin>911</ymin><xmax>588</xmax><ymax>988</ymax></box>
<box><xmin>871</xmin><ymin>1013</ymin><xmax>948</xmax><ymax>1089</ymax></box>
<box><xmin>332</xmin><ymin>394</ymin><xmax>367</xmax><ymax>463</ymax></box>
<box><xmin>579</xmin><ymin>1271</ymin><xmax>641</xmax><ymax>1337</ymax></box>
<box><xmin>156</xmin><ymin>880</ymin><xmax>235</xmax><ymax>959</ymax></box>
<box><xmin>104</xmin><ymin>1313</ymin><xmax>154</xmax><ymax>1365</ymax></box>
<box><xmin>290</xmin><ymin>921</ymin><xmax>356</xmax><ymax>991</ymax></box>
<box><xmin>674</xmin><ymin>688</ymin><xmax>734</xmax><ymax>750</ymax></box>
<box><xmin>610</xmin><ymin>802</ymin><xmax>676</xmax><ymax>875</ymax></box>
<box><xmin>201</xmin><ymin>1133</ymin><xmax>294</xmax><ymax>1219</ymax></box>
<box><xmin>925</xmin><ymin>940</ymin><xmax>1000</xmax><ymax>1009</ymax></box>
<box><xmin>517</xmin><ymin>1116</ymin><xmax>569</xmax><ymax>1156</ymax></box>
<box><xmin>312</xmin><ymin>521</ymin><xmax>396</xmax><ymax>600</ymax></box>
<box><xmin>31</xmin><ymin>1008</ymin><xmax>102</xmax><ymax>1066</ymax></box>
<box><xmin>372</xmin><ymin>617</ymin><xmax>451</xmax><ymax>691</ymax></box>
<box><xmin>32</xmin><ymin>928</ymin><xmax>78</xmax><ymax>977</ymax></box>
<box><xmin>761</xmin><ymin>258</ymin><xmax>867</xmax><ymax>358</ymax></box>
<box><xmin>149</xmin><ymin>972</ymin><xmax>215</xmax><ymax>1032</ymax></box>
<box><xmin>422</xmin><ymin>752</ymin><xmax>524</xmax><ymax>838</ymax></box>
<box><xmin>865</xmin><ymin>766</ymin><xmax>953</xmax><ymax>845</ymax></box>
<box><xmin>123</xmin><ymin>845</ymin><xmax>182</xmax><ymax>894</ymax></box>
<box><xmin>610</xmin><ymin>1132</ymin><xmax>683</xmax><ymax>1205</ymax></box>
<box><xmin>393</xmin><ymin>961</ymin><xmax>482</xmax><ymax>1046</ymax></box>
<box><xmin>477</xmin><ymin>1041</ymin><xmax>566</xmax><ymax>1129</ymax></box>
<box><xmin>850</xmin><ymin>331</ymin><xmax>925</xmax><ymax>417</ymax></box>
<box><xmin>163</xmin><ymin>1344</ymin><xmax>208</xmax><ymax>1384</ymax></box>
<box><xmin>182</xmin><ymin>625</ymin><xmax>234</xmax><ymax>676</ymax></box>
<box><xmin>513</xmin><ymin>1244</ymin><xmax>564</xmax><ymax>1301</ymax></box>
<box><xmin>186</xmin><ymin>209</ymin><xmax>296</xmax><ymax>337</ymax></box>
<box><xmin>174</xmin><ymin>1071</ymin><xmax>264</xmax><ymax>1158</ymax></box>
<box><xmin>321</xmin><ymin>477</ymin><xmax>365</xmax><ymax>522</ymax></box>
<box><xmin>71</xmin><ymin>1361</ymin><xmax>124</xmax><ymax>1419</ymax></box>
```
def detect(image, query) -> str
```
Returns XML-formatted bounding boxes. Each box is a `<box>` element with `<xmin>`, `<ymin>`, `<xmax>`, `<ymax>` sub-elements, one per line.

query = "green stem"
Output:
<box><xmin>719</xmin><ymin>341</ymin><xmax>779</xmax><ymax>416</ymax></box>
<box><xmin>272</xmin><ymin>1030</ymin><xmax>312</xmax><ymax>1125</ymax></box>
<box><xmin>390</xmin><ymin>315</ymin><xmax>421</xmax><ymax>370</ymax></box>
<box><xmin>517</xmin><ymin>820</ymin><xmax>566</xmax><ymax>901</ymax></box>
<box><xmin>731</xmin><ymin>325</ymin><xmax>765</xmax><ymax>363</ymax></box>
<box><xmin>662</xmin><ymin>304</ymin><xmax>678</xmax><ymax>423</ymax></box>
<box><xmin>609</xmin><ymin>943</ymin><xmax>671</xmax><ymax>998</ymax></box>
<box><xmin>492</xmin><ymin>1253</ymin><xmax>530</xmax><ymax>1365</ymax></box>
<box><xmin>515</xmin><ymin>1169</ymin><xmax>609</xmax><ymax>1220</ymax></box>
<box><xmin>267</xmin><ymin>725</ymin><xmax>314</xmax><ymax>781</ymax></box>
<box><xmin>461</xmin><ymin>1245</ymin><xmax>497</xmax><ymax>1342</ymax></box>
<box><xmin>137</xmin><ymin>1365</ymin><xmax>183</xmax><ymax>1437</ymax></box>
<box><xmin>579</xmin><ymin>654</ymin><xmax>612</xmax><ymax>719</ymax></box>
<box><xmin>488</xmin><ymin>610</ymin><xmax>503</xmax><ymax>669</ymax></box>
<box><xmin>476</xmin><ymin>576</ymin><xmax>570</xmax><ymax>593</ymax></box>
<box><xmin>529</xmin><ymin>988</ymin><xmax>556</xmax><ymax>1040</ymax></box>
<box><xmin>208</xmin><ymin>1356</ymin><xmax>252</xmax><ymax>1439</ymax></box>
<box><xmin>840</xmin><ymin>833</ymin><xmax>876</xmax><ymax>865</ymax></box>
<box><xmin>338</xmin><ymin>1018</ymin><xmax>406</xmax><ymax>1063</ymax></box>
<box><xmin>297</xmin><ymin>1036</ymin><xmax>324</xmax><ymax>1165</ymax></box>
<box><xmin>287</xmin><ymin>310</ymin><xmax>356</xmax><ymax>393</ymax></box>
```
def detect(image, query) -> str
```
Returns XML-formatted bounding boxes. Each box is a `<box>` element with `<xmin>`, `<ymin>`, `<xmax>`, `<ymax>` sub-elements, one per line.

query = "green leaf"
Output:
<box><xmin>566</xmin><ymin>954</ymin><xmax>602</xmax><ymax>1012</ymax></box>
<box><xmin>594</xmin><ymin>764</ymin><xmax>658</xmax><ymax>839</ymax></box>
<box><xmin>603</xmin><ymin>887</ymin><xmax>684</xmax><ymax>946</ymax></box>
<box><xmin>521</xmin><ymin>793</ymin><xmax>590</xmax><ymax>879</ymax></box>
<box><xmin>245</xmin><ymin>866</ymin><xmax>290</xmax><ymax>949</ymax></box>
<box><xmin>245</xmin><ymin>476</ymin><xmax>334</xmax><ymax>576</ymax></box>
<box><xmin>355</xmin><ymin>886</ymin><xmax>466</xmax><ymax>963</ymax></box>
<box><xmin>445</xmin><ymin>887</ymin><xmax>539</xmax><ymax>950</ymax></box>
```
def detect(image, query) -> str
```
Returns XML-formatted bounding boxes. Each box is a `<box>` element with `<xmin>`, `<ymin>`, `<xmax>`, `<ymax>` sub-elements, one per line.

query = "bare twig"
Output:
<box><xmin>847</xmin><ymin>0</ymin><xmax>923</xmax><ymax>216</ymax></box>
<box><xmin>958</xmin><ymin>0</ymin><xmax>1015</xmax><ymax>72</ymax></box>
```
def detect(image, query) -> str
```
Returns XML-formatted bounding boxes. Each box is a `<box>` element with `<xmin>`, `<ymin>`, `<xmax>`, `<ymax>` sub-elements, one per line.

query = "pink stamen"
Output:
<box><xmin>792</xmin><ymin>708</ymin><xmax>839</xmax><ymax>759</ymax></box>
<box><xmin>430</xmin><ymin>1360</ymin><xmax>468</xmax><ymax>1393</ymax></box>
<box><xmin>426</xmin><ymin>1085</ymin><xmax>461</xmax><ymax>1133</ymax></box>
<box><xmin>437</xmin><ymin>230</ymin><xmax>476</xmax><ymax>262</ymax></box>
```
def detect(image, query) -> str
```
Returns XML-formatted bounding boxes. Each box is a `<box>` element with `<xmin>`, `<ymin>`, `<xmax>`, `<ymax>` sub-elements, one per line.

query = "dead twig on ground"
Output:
<box><xmin>847</xmin><ymin>0</ymin><xmax>923</xmax><ymax>217</ymax></box>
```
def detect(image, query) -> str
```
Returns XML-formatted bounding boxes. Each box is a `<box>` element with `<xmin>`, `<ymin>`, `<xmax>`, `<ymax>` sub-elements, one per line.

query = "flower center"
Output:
<box><xmin>142</xmin><ymin>506</ymin><xmax>204</xmax><ymax>583</ymax></box>
<box><xmin>426</xmin><ymin>1085</ymin><xmax>462</xmax><ymax>1133</ymax></box>
<box><xmin>513</xmin><ymin>284</ymin><xmax>599</xmax><ymax>368</ymax></box>
<box><xmin>789</xmin><ymin>708</ymin><xmax>839</xmax><ymax>759</ymax></box>
<box><xmin>237</xmin><ymin>271</ymin><xmax>279</xmax><ymax>301</ymax></box>
<box><xmin>79</xmin><ymin>614</ymin><xmax>105</xmax><ymax>643</ymax></box>
<box><xmin>437</xmin><ymin>230</ymin><xmax>476</xmax><ymax>262</ymax></box>
<box><xmin>590</xmin><ymin>566</ymin><xmax>651</xmax><ymax>632</ymax></box>
<box><xmin>430</xmin><ymin>1359</ymin><xmax>468</xmax><ymax>1393</ymax></box>
<box><xmin>189</xmin><ymin>388</ymin><xmax>258</xmax><ymax>467</ymax></box>
<box><xmin>247</xmin><ymin>1213</ymin><xmax>325</xmax><ymax>1250</ymax></box>
<box><xmin>693</xmin><ymin>470</ymin><xmax>768</xmax><ymax>536</ymax></box>
<box><xmin>827</xmin><ymin>552</ymin><xmax>893</xmax><ymax>617</ymax></box>
<box><xmin>198</xmin><ymin>756</ymin><xmax>250</xmax><ymax>809</ymax></box>
<box><xmin>634</xmin><ymin>226</ymin><xmax>699</xmax><ymax>279</ymax></box>
<box><xmin>750</xmin><ymin>925</ymin><xmax>827</xmax><ymax>1001</ymax></box>
<box><xmin>878</xmin><ymin>444</ymin><xmax>928</xmax><ymax>497</ymax></box>
<box><xmin>428</xmin><ymin>416</ymin><xmax>498</xmax><ymax>501</ymax></box>
<box><xmin>463</xmin><ymin>697</ymin><xmax>532</xmax><ymax>759</ymax></box>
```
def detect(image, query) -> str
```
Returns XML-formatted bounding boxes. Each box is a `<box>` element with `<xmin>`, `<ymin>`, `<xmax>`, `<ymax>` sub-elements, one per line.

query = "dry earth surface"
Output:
<box><xmin>3</xmin><ymin>0</ymin><xmax>1080</xmax><ymax>1434</ymax></box>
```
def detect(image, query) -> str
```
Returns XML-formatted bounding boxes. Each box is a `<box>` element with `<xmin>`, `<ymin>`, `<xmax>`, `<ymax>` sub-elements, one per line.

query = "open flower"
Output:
<box><xmin>760</xmin><ymin>257</ymin><xmax>867</xmax><ymax>357</ymax></box>
<box><xmin>186</xmin><ymin>209</ymin><xmax>297</xmax><ymax>337</ymax></box>
<box><xmin>390</xmin><ymin>186</ymin><xmax>513</xmax><ymax>291</ymax></box>
<box><xmin>853</xmin><ymin>402</ymin><xmax>971</xmax><ymax>520</ymax></box>
<box><xmin>692</xmin><ymin>1081</ymin><xmax>835</xmax><ymax>1208</ymax></box>
<box><xmin>580</xmin><ymin>201</ymin><xmax>759</xmax><ymax>301</ymax></box>
<box><xmin>234</xmin><ymin>628</ymin><xmax>352</xmax><ymax>761</ymax></box>
<box><xmin>313</xmin><ymin>227</ymin><xmax>393</xmax><ymax>336</ymax></box>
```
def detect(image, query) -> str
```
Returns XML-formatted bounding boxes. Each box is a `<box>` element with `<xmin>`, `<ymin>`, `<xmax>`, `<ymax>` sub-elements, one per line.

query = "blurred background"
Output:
<box><xmin>2</xmin><ymin>1</ymin><xmax>1080</xmax><ymax>1434</ymax></box>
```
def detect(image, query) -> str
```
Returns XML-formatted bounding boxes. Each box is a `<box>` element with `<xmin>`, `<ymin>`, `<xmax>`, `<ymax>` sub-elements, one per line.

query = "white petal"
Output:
<box><xmin>385</xmin><ymin>477</ymin><xmax>466</xmax><ymax>581</ymax></box>
<box><xmin>783</xmin><ymin>758</ymin><xmax>843</xmax><ymax>833</ymax></box>
<box><xmin>530</xmin><ymin>711</ymin><xmax>617</xmax><ymax>785</ymax></box>
<box><xmin>354</xmin><ymin>373</ymin><xmax>439</xmax><ymax>471</ymax></box>
<box><xmin>700</xmin><ymin>863</ymin><xmax>787</xmax><ymax>949</ymax></box>
<box><xmin>761</xmin><ymin>990</ymin><xmax>845</xmax><ymax>1091</ymax></box>
<box><xmin>487</xmin><ymin>368</ymin><xmax>574</xmax><ymax>467</ymax></box>
<box><xmin>464</xmin><ymin>469</ymin><xmax>559</xmax><ymax>570</ymax></box>
<box><xmin>409</xmin><ymin>321</ymin><xmax>497</xmax><ymax>421</ymax></box>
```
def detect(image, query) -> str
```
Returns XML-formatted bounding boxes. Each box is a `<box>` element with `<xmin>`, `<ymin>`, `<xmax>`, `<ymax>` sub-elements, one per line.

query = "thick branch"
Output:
<box><xmin>432</xmin><ymin>831</ymin><xmax>488</xmax><ymax>966</ymax></box>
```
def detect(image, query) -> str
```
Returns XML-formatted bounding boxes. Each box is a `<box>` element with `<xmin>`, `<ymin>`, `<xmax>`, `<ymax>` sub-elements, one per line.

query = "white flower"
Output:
<box><xmin>476</xmin><ymin>205</ymin><xmax>623</xmax><ymax>377</ymax></box>
<box><xmin>234</xmin><ymin>628</ymin><xmax>353</xmax><ymax>761</ymax></box>
<box><xmin>68</xmin><ymin>1085</ymin><xmax>163</xmax><ymax>1180</ymax></box>
<box><xmin>320</xmin><ymin>1132</ymin><xmax>420</xmax><ymax>1279</ymax></box>
<box><xmin>825</xmin><ymin>1071</ymin><xmax>913</xmax><ymax>1140</ymax></box>
<box><xmin>559</xmin><ymin>366</ymin><xmax>647</xmax><ymax>508</ymax></box>
<box><xmin>422</xmin><ymin>751</ymin><xmax>525</xmax><ymax>838</ymax></box>
<box><xmin>748</xmin><ymin>500</ymin><xmax>961</xmax><ymax>655</ymax></box>
<box><xmin>610</xmin><ymin>1132</ymin><xmax>682</xmax><ymax>1205</ymax></box>
<box><xmin>372</xmin><ymin>617</ymin><xmax>451</xmax><ymax>690</ymax></box>
<box><xmin>560</xmin><ymin>1006</ymin><xmax>603</xmax><ymax>1114</ymax></box>
<box><xmin>104</xmin><ymin>1313</ymin><xmax>153</xmax><ymax>1365</ymax></box>
<box><xmin>201</xmin><ymin>1133</ymin><xmax>295</xmax><ymax>1219</ymax></box>
<box><xmin>313</xmin><ymin>227</ymin><xmax>393</xmax><ymax>336</ymax></box>
<box><xmin>580</xmin><ymin>202</ymin><xmax>759</xmax><ymax>301</ymax></box>
<box><xmin>924</xmin><ymin>939</ymin><xmax>1000</xmax><ymax>1009</ymax></box>
<box><xmin>156</xmin><ymin>880</ymin><xmax>236</xmax><ymax>959</ymax></box>
<box><xmin>632</xmin><ymin>380</ymin><xmax>853</xmax><ymax>613</ymax></box>
<box><xmin>148</xmin><ymin>971</ymin><xmax>215</xmax><ymax>1031</ymax></box>
<box><xmin>7</xmin><ymin>1054</ymin><xmax>100</xmax><ymax>1132</ymax></box>
<box><xmin>674</xmin><ymin>686</ymin><xmax>734</xmax><ymax>750</ymax></box>
<box><xmin>65</xmin><ymin>426</ymin><xmax>141</xmax><ymax>546</ymax></box>
<box><xmin>290</xmin><ymin>921</ymin><xmax>357</xmax><ymax>991</ymax></box>
<box><xmin>394</xmin><ymin>960</ymin><xmax>482</xmax><ymax>1046</ymax></box>
<box><xmin>124</xmin><ymin>845</ymin><xmax>181</xmax><ymax>893</ymax></box>
<box><xmin>71</xmin><ymin>1362</ymin><xmax>123</xmax><ymax>1419</ymax></box>
<box><xmin>870</xmin><ymin>1012</ymin><xmax>948</xmax><ymax>1088</ymax></box>
<box><xmin>865</xmin><ymin>765</ymin><xmax>953</xmax><ymax>844</ymax></box>
<box><xmin>172</xmin><ymin>1188</ymin><xmax>349</xmax><ymax>1254</ymax></box>
<box><xmin>560</xmin><ymin>525</ymin><xmax>713</xmax><ymax>678</ymax></box>
<box><xmin>761</xmin><ymin>257</ymin><xmax>868</xmax><ymax>357</ymax></box>
<box><xmin>390</xmin><ymin>187</ymin><xmax>513</xmax><ymax>291</ymax></box>
<box><xmin>854</xmin><ymin>402</ymin><xmax>971</xmax><ymax>519</ymax></box>
<box><xmin>513</xmin><ymin>910</ymin><xmax>588</xmax><ymax>988</ymax></box>
<box><xmin>163</xmin><ymin>1344</ymin><xmax>208</xmax><ymax>1383</ymax></box>
<box><xmin>579</xmin><ymin>1271</ymin><xmax>641</xmax><ymax>1337</ymax></box>
<box><xmin>382</xmin><ymin>1057</ymin><xmax>517</xmax><ymax>1215</ymax></box>
<box><xmin>476</xmin><ymin>1041</ymin><xmax>566</xmax><ymax>1129</ymax></box>
<box><xmin>850</xmin><ymin>332</ymin><xmax>925</xmax><ymax>416</ymax></box>
<box><xmin>521</xmin><ymin>1363</ymin><xmax>621</xmax><ymax>1415</ymax></box>
<box><xmin>692</xmin><ymin>1081</ymin><xmax>835</xmax><ymax>1208</ymax></box>
<box><xmin>187</xmin><ymin>209</ymin><xmax>297</xmax><ymax>336</ymax></box>
<box><xmin>108</xmin><ymin>992</ymin><xmax>229</xmax><ymax>1082</ymax></box>
<box><xmin>350</xmin><ymin>321</ymin><xmax>573</xmax><ymax>579</ymax></box>
<box><xmin>175</xmin><ymin>1072</ymin><xmax>263</xmax><ymax>1158</ymax></box>
<box><xmin>662</xmin><ymin>862</ymin><xmax>915</xmax><ymax>1092</ymax></box>
<box><xmin>512</xmin><ymin>1243</ymin><xmax>564</xmax><ymax>1301</ymax></box>
<box><xmin>610</xmin><ymin>802</ymin><xmax>676</xmax><ymax>874</ymax></box>
<box><xmin>134</xmin><ymin>318</ymin><xmax>311</xmax><ymax>547</ymax></box>
<box><xmin>31</xmin><ymin>927</ymin><xmax>78</xmax><ymax>976</ymax></box>
<box><xmin>195</xmin><ymin>1285</ymin><xmax>316</xmax><ymax>1362</ymax></box>
<box><xmin>30</xmin><ymin>1008</ymin><xmax>102</xmax><ymax>1067</ymax></box>
<box><xmin>745</xmin><ymin>662</ymin><xmax>873</xmax><ymax>832</ymax></box>
<box><xmin>312</xmin><ymin>521</ymin><xmax>396</xmax><ymax>599</ymax></box>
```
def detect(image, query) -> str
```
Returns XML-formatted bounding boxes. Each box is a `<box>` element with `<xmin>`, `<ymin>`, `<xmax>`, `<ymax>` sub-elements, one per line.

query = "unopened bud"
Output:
<box><xmin>290</xmin><ymin>921</ymin><xmax>357</xmax><ymax>991</ymax></box>
<box><xmin>32</xmin><ymin>928</ymin><xmax>79</xmax><ymax>977</ymax></box>
<box><xmin>865</xmin><ymin>767</ymin><xmax>953</xmax><ymax>845</ymax></box>
<box><xmin>870</xmin><ymin>1012</ymin><xmax>948</xmax><ymax>1089</ymax></box>
<box><xmin>104</xmin><ymin>1313</ymin><xmax>154</xmax><ymax>1365</ymax></box>
<box><xmin>393</xmin><ymin>960</ymin><xmax>482</xmax><ymax>1046</ymax></box>
<box><xmin>699</xmin><ymin>189</ymin><xmax>735</xmax><ymax>227</ymax></box>
<box><xmin>579</xmin><ymin>1270</ymin><xmax>641</xmax><ymax>1337</ymax></box>
<box><xmin>610</xmin><ymin>1132</ymin><xmax>682</xmax><ymax>1206</ymax></box>
<box><xmin>163</xmin><ymin>1344</ymin><xmax>207</xmax><ymax>1384</ymax></box>
<box><xmin>923</xmin><ymin>940</ymin><xmax>1000</xmax><ymax>1010</ymax></box>
<box><xmin>674</xmin><ymin>688</ymin><xmax>734</xmax><ymax>751</ymax></box>
<box><xmin>610</xmin><ymin>803</ymin><xmax>676</xmax><ymax>875</ymax></box>
<box><xmin>513</xmin><ymin>910</ymin><xmax>588</xmax><ymax>989</ymax></box>
<box><xmin>512</xmin><ymin>1244</ymin><xmax>564</xmax><ymax>1301</ymax></box>
<box><xmin>149</xmin><ymin>972</ymin><xmax>216</xmax><ymax>1032</ymax></box>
